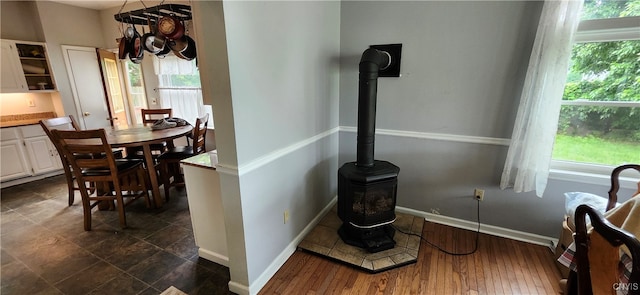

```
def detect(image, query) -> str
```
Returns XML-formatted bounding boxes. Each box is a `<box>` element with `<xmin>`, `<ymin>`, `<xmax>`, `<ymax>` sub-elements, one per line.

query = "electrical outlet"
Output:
<box><xmin>284</xmin><ymin>210</ymin><xmax>290</xmax><ymax>224</ymax></box>
<box><xmin>474</xmin><ymin>188</ymin><xmax>485</xmax><ymax>201</ymax></box>
<box><xmin>27</xmin><ymin>97</ymin><xmax>35</xmax><ymax>107</ymax></box>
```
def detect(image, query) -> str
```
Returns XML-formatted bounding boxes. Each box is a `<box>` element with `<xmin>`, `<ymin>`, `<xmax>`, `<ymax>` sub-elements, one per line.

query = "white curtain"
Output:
<box><xmin>500</xmin><ymin>0</ymin><xmax>583</xmax><ymax>197</ymax></box>
<box><xmin>158</xmin><ymin>88</ymin><xmax>203</xmax><ymax>125</ymax></box>
<box><xmin>154</xmin><ymin>55</ymin><xmax>204</xmax><ymax>125</ymax></box>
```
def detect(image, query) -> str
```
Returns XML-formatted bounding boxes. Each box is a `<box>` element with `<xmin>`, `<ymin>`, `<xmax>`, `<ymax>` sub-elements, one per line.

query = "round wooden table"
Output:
<box><xmin>106</xmin><ymin>124</ymin><xmax>193</xmax><ymax>207</ymax></box>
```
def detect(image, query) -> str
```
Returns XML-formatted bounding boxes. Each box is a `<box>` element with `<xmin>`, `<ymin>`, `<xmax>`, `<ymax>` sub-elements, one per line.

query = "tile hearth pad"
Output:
<box><xmin>298</xmin><ymin>205</ymin><xmax>423</xmax><ymax>273</ymax></box>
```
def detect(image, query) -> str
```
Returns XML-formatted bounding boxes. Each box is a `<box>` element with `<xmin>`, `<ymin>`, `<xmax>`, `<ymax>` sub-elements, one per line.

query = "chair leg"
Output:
<box><xmin>78</xmin><ymin>182</ymin><xmax>93</xmax><ymax>231</ymax></box>
<box><xmin>68</xmin><ymin>178</ymin><xmax>75</xmax><ymax>206</ymax></box>
<box><xmin>160</xmin><ymin>161</ymin><xmax>171</xmax><ymax>201</ymax></box>
<box><xmin>113</xmin><ymin>183</ymin><xmax>127</xmax><ymax>229</ymax></box>
<box><xmin>137</xmin><ymin>168</ymin><xmax>152</xmax><ymax>208</ymax></box>
<box><xmin>63</xmin><ymin>167</ymin><xmax>75</xmax><ymax>206</ymax></box>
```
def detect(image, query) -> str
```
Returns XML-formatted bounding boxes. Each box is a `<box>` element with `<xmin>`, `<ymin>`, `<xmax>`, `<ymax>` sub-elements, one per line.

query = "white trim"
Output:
<box><xmin>215</xmin><ymin>163</ymin><xmax>239</xmax><ymax>177</ymax></box>
<box><xmin>575</xmin><ymin>16</ymin><xmax>640</xmax><ymax>42</ymax></box>
<box><xmin>236</xmin><ymin>127</ymin><xmax>339</xmax><ymax>175</ymax></box>
<box><xmin>339</xmin><ymin>126</ymin><xmax>510</xmax><ymax>146</ymax></box>
<box><xmin>0</xmin><ymin>170</ymin><xmax>64</xmax><ymax>188</ymax></box>
<box><xmin>234</xmin><ymin>197</ymin><xmax>338</xmax><ymax>295</ymax></box>
<box><xmin>395</xmin><ymin>206</ymin><xmax>558</xmax><ymax>251</ymax></box>
<box><xmin>561</xmin><ymin>100</ymin><xmax>640</xmax><ymax>107</ymax></box>
<box><xmin>228</xmin><ymin>281</ymin><xmax>250</xmax><ymax>295</ymax></box>
<box><xmin>198</xmin><ymin>248</ymin><xmax>229</xmax><ymax>267</ymax></box>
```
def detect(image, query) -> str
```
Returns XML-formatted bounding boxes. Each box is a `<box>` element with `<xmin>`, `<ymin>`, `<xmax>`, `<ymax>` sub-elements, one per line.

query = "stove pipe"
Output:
<box><xmin>357</xmin><ymin>48</ymin><xmax>391</xmax><ymax>167</ymax></box>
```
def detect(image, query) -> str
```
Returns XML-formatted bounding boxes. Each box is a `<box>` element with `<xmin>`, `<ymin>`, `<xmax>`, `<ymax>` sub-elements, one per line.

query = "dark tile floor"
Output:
<box><xmin>1</xmin><ymin>175</ymin><xmax>233</xmax><ymax>295</ymax></box>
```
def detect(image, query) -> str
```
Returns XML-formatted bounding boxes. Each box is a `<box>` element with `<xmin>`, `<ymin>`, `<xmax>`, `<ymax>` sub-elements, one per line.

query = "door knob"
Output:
<box><xmin>83</xmin><ymin>112</ymin><xmax>91</xmax><ymax>116</ymax></box>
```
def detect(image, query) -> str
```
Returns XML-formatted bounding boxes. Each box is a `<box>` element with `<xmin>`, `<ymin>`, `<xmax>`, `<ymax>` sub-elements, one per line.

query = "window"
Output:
<box><xmin>123</xmin><ymin>60</ymin><xmax>148</xmax><ymax>125</ymax></box>
<box><xmin>154</xmin><ymin>55</ymin><xmax>211</xmax><ymax>126</ymax></box>
<box><xmin>552</xmin><ymin>0</ymin><xmax>640</xmax><ymax>172</ymax></box>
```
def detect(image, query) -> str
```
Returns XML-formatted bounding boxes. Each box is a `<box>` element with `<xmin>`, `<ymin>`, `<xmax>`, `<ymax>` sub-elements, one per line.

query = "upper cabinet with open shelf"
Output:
<box><xmin>1</xmin><ymin>40</ymin><xmax>56</xmax><ymax>93</ymax></box>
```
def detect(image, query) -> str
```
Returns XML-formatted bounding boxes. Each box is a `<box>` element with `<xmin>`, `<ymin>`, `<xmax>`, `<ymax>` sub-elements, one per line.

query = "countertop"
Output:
<box><xmin>181</xmin><ymin>150</ymin><xmax>218</xmax><ymax>170</ymax></box>
<box><xmin>0</xmin><ymin>112</ymin><xmax>56</xmax><ymax>128</ymax></box>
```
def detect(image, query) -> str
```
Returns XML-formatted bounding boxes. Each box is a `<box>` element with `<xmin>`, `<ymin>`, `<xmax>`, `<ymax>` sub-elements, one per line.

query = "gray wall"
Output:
<box><xmin>216</xmin><ymin>0</ymin><xmax>341</xmax><ymax>290</ymax></box>
<box><xmin>0</xmin><ymin>1</ymin><xmax>43</xmax><ymax>41</ymax></box>
<box><xmin>338</xmin><ymin>1</ymin><xmax>633</xmax><ymax>238</ymax></box>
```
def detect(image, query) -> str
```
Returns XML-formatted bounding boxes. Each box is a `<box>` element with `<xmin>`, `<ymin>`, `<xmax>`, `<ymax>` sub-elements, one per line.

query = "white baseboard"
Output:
<box><xmin>229</xmin><ymin>197</ymin><xmax>338</xmax><ymax>295</ymax></box>
<box><xmin>395</xmin><ymin>206</ymin><xmax>558</xmax><ymax>251</ymax></box>
<box><xmin>228</xmin><ymin>281</ymin><xmax>250</xmax><ymax>295</ymax></box>
<box><xmin>198</xmin><ymin>248</ymin><xmax>229</xmax><ymax>267</ymax></box>
<box><xmin>1</xmin><ymin>170</ymin><xmax>64</xmax><ymax>188</ymax></box>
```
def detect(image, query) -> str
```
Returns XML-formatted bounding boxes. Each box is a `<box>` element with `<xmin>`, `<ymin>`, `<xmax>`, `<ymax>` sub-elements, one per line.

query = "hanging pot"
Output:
<box><xmin>155</xmin><ymin>42</ymin><xmax>172</xmax><ymax>59</ymax></box>
<box><xmin>158</xmin><ymin>15</ymin><xmax>184</xmax><ymax>40</ymax></box>
<box><xmin>141</xmin><ymin>17</ymin><xmax>162</xmax><ymax>54</ymax></box>
<box><xmin>169</xmin><ymin>35</ymin><xmax>196</xmax><ymax>61</ymax></box>
<box><xmin>118</xmin><ymin>37</ymin><xmax>130</xmax><ymax>60</ymax></box>
<box><xmin>128</xmin><ymin>26</ymin><xmax>144</xmax><ymax>63</ymax></box>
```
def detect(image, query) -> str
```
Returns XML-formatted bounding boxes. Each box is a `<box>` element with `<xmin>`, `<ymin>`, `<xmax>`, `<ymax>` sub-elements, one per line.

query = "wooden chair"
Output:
<box><xmin>51</xmin><ymin>128</ymin><xmax>151</xmax><ymax>231</ymax></box>
<box><xmin>141</xmin><ymin>108</ymin><xmax>173</xmax><ymax>124</ymax></box>
<box><xmin>39</xmin><ymin>116</ymin><xmax>84</xmax><ymax>206</ymax></box>
<box><xmin>568</xmin><ymin>204</ymin><xmax>640</xmax><ymax>295</ymax></box>
<box><xmin>127</xmin><ymin>108</ymin><xmax>173</xmax><ymax>159</ymax></box>
<box><xmin>158</xmin><ymin>114</ymin><xmax>209</xmax><ymax>200</ymax></box>
<box><xmin>606</xmin><ymin>164</ymin><xmax>640</xmax><ymax>210</ymax></box>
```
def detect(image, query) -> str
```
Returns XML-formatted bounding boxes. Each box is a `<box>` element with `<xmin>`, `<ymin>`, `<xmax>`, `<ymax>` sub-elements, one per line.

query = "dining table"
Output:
<box><xmin>105</xmin><ymin>124</ymin><xmax>193</xmax><ymax>208</ymax></box>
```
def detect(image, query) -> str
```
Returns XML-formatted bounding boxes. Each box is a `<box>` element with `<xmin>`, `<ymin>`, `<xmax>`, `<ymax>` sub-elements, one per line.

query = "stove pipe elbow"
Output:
<box><xmin>356</xmin><ymin>48</ymin><xmax>391</xmax><ymax>168</ymax></box>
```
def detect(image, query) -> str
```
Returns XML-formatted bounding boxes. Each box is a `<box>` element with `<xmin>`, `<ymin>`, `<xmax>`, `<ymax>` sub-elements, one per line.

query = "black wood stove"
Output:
<box><xmin>338</xmin><ymin>45</ymin><xmax>401</xmax><ymax>253</ymax></box>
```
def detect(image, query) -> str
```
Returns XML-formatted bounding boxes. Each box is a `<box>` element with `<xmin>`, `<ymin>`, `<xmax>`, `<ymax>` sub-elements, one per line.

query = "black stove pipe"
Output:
<box><xmin>356</xmin><ymin>48</ymin><xmax>391</xmax><ymax>167</ymax></box>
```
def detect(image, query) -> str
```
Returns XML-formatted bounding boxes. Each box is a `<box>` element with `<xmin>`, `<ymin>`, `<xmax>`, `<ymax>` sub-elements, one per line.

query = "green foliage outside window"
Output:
<box><xmin>557</xmin><ymin>0</ymin><xmax>640</xmax><ymax>148</ymax></box>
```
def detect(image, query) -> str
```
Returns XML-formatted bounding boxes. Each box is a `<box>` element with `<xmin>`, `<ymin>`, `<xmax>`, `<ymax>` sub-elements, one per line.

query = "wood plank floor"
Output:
<box><xmin>260</xmin><ymin>221</ymin><xmax>563</xmax><ymax>295</ymax></box>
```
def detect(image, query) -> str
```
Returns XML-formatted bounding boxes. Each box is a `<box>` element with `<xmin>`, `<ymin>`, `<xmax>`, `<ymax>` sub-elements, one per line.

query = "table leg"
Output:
<box><xmin>143</xmin><ymin>144</ymin><xmax>164</xmax><ymax>207</ymax></box>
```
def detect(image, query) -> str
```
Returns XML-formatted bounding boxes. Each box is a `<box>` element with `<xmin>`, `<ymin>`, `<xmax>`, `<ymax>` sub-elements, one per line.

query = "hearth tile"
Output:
<box><xmin>333</xmin><ymin>239</ymin><xmax>368</xmax><ymax>257</ymax></box>
<box><xmin>390</xmin><ymin>252</ymin><xmax>415</xmax><ymax>264</ymax></box>
<box><xmin>298</xmin><ymin>240</ymin><xmax>331</xmax><ymax>256</ymax></box>
<box><xmin>407</xmin><ymin>235</ymin><xmax>421</xmax><ymax>250</ymax></box>
<box><xmin>411</xmin><ymin>216</ymin><xmax>424</xmax><ymax>234</ymax></box>
<box><xmin>407</xmin><ymin>249</ymin><xmax>419</xmax><ymax>258</ymax></box>
<box><xmin>371</xmin><ymin>257</ymin><xmax>395</xmax><ymax>270</ymax></box>
<box><xmin>361</xmin><ymin>259</ymin><xmax>374</xmax><ymax>270</ymax></box>
<box><xmin>393</xmin><ymin>213</ymin><xmax>414</xmax><ymax>232</ymax></box>
<box><xmin>305</xmin><ymin>225</ymin><xmax>339</xmax><ymax>249</ymax></box>
<box><xmin>328</xmin><ymin>248</ymin><xmax>364</xmax><ymax>266</ymax></box>
<box><xmin>363</xmin><ymin>247</ymin><xmax>405</xmax><ymax>261</ymax></box>
<box><xmin>394</xmin><ymin>231</ymin><xmax>409</xmax><ymax>247</ymax></box>
<box><xmin>318</xmin><ymin>211</ymin><xmax>341</xmax><ymax>229</ymax></box>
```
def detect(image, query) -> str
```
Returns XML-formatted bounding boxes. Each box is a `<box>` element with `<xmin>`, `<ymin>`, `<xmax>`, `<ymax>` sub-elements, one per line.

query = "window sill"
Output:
<box><xmin>550</xmin><ymin>160</ymin><xmax>639</xmax><ymax>189</ymax></box>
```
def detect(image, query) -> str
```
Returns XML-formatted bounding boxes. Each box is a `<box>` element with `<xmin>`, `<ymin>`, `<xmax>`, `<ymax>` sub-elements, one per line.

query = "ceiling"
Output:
<box><xmin>48</xmin><ymin>0</ymin><xmax>125</xmax><ymax>11</ymax></box>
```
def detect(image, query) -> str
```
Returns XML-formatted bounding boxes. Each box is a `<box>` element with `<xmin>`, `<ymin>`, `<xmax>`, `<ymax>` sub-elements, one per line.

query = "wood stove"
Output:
<box><xmin>338</xmin><ymin>45</ymin><xmax>401</xmax><ymax>253</ymax></box>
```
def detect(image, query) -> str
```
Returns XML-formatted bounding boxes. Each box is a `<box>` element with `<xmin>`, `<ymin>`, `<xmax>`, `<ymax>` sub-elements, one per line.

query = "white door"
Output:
<box><xmin>61</xmin><ymin>46</ymin><xmax>112</xmax><ymax>129</ymax></box>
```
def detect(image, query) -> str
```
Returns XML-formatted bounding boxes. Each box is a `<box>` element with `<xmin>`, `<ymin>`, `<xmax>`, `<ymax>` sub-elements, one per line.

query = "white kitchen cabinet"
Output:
<box><xmin>0</xmin><ymin>128</ymin><xmax>31</xmax><ymax>182</ymax></box>
<box><xmin>0</xmin><ymin>125</ymin><xmax>62</xmax><ymax>183</ymax></box>
<box><xmin>1</xmin><ymin>39</ymin><xmax>56</xmax><ymax>93</ymax></box>
<box><xmin>20</xmin><ymin>124</ymin><xmax>62</xmax><ymax>175</ymax></box>
<box><xmin>1</xmin><ymin>40</ymin><xmax>28</xmax><ymax>92</ymax></box>
<box><xmin>23</xmin><ymin>135</ymin><xmax>61</xmax><ymax>175</ymax></box>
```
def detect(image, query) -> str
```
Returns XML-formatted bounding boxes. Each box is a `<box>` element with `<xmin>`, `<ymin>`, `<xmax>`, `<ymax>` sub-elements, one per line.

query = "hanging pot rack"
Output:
<box><xmin>114</xmin><ymin>3</ymin><xmax>191</xmax><ymax>26</ymax></box>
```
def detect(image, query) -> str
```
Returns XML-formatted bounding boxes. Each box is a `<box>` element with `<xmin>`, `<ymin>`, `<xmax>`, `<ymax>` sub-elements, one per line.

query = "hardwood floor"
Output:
<box><xmin>260</xmin><ymin>221</ymin><xmax>563</xmax><ymax>295</ymax></box>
